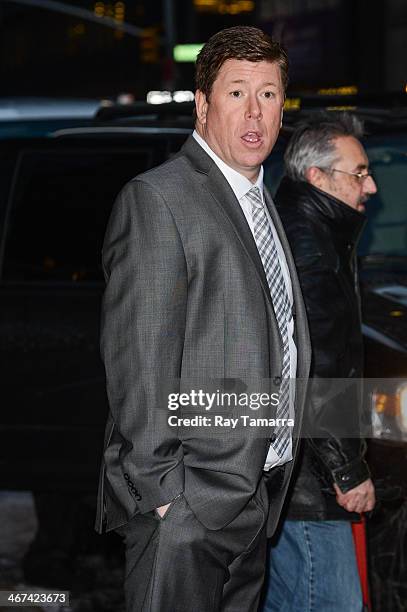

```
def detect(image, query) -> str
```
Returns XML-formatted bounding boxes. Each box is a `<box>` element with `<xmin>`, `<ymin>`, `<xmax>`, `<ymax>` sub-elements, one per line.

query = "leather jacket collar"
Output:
<box><xmin>276</xmin><ymin>176</ymin><xmax>366</xmax><ymax>246</ymax></box>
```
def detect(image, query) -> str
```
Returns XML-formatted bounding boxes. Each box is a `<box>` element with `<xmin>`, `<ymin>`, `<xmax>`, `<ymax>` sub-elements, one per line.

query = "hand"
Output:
<box><xmin>333</xmin><ymin>478</ymin><xmax>375</xmax><ymax>514</ymax></box>
<box><xmin>155</xmin><ymin>502</ymin><xmax>171</xmax><ymax>517</ymax></box>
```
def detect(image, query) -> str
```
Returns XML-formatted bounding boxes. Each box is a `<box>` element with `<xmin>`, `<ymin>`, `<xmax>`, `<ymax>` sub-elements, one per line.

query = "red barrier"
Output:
<box><xmin>352</xmin><ymin>515</ymin><xmax>372</xmax><ymax>611</ymax></box>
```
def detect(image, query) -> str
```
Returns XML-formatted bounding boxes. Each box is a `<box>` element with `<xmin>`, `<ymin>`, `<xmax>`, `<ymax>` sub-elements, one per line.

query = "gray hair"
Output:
<box><xmin>284</xmin><ymin>112</ymin><xmax>364</xmax><ymax>181</ymax></box>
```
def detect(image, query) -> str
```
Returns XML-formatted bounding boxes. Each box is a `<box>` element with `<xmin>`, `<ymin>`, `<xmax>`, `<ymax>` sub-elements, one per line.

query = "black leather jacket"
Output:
<box><xmin>275</xmin><ymin>176</ymin><xmax>371</xmax><ymax>520</ymax></box>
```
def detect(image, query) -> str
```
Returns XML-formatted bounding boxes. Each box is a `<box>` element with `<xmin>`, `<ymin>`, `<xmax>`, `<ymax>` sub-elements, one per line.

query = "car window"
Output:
<box><xmin>359</xmin><ymin>138</ymin><xmax>407</xmax><ymax>257</ymax></box>
<box><xmin>2</xmin><ymin>147</ymin><xmax>153</xmax><ymax>282</ymax></box>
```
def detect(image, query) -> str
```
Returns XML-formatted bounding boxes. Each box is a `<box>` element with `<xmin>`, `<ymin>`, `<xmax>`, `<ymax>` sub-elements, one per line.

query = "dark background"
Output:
<box><xmin>0</xmin><ymin>2</ymin><xmax>406</xmax><ymax>610</ymax></box>
<box><xmin>1</xmin><ymin>0</ymin><xmax>406</xmax><ymax>100</ymax></box>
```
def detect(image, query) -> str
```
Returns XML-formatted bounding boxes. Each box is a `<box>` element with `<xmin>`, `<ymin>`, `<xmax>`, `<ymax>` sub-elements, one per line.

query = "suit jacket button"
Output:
<box><xmin>273</xmin><ymin>376</ymin><xmax>282</xmax><ymax>386</ymax></box>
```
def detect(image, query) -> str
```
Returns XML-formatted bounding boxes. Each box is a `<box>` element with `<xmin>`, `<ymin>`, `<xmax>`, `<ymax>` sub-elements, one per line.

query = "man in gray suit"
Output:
<box><xmin>96</xmin><ymin>26</ymin><xmax>311</xmax><ymax>612</ymax></box>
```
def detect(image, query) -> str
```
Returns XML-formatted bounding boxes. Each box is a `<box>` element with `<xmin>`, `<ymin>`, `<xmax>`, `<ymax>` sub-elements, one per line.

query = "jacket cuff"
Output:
<box><xmin>331</xmin><ymin>457</ymin><xmax>371</xmax><ymax>493</ymax></box>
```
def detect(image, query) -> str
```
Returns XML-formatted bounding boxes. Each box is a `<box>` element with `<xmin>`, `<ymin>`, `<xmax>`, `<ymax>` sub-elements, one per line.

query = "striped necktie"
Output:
<box><xmin>247</xmin><ymin>186</ymin><xmax>291</xmax><ymax>457</ymax></box>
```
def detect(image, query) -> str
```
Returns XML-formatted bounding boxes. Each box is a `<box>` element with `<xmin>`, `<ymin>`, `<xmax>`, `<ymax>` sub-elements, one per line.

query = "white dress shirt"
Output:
<box><xmin>193</xmin><ymin>130</ymin><xmax>297</xmax><ymax>469</ymax></box>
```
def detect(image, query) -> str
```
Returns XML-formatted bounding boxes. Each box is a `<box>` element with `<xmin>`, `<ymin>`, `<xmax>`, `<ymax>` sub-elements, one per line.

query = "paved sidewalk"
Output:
<box><xmin>0</xmin><ymin>491</ymin><xmax>124</xmax><ymax>612</ymax></box>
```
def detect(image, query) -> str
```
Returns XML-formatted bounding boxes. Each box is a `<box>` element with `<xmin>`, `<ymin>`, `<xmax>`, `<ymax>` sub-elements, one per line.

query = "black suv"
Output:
<box><xmin>0</xmin><ymin>97</ymin><xmax>406</xmax><ymax>610</ymax></box>
<box><xmin>0</xmin><ymin>101</ymin><xmax>192</xmax><ymax>491</ymax></box>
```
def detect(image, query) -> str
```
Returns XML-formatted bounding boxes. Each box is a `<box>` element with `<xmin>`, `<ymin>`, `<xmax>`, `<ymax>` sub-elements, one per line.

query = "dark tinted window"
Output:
<box><xmin>3</xmin><ymin>147</ymin><xmax>152</xmax><ymax>281</ymax></box>
<box><xmin>360</xmin><ymin>136</ymin><xmax>407</xmax><ymax>257</ymax></box>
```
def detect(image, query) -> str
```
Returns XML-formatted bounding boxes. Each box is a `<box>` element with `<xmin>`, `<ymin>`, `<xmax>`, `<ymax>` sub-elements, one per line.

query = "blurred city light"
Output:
<box><xmin>283</xmin><ymin>97</ymin><xmax>301</xmax><ymax>110</ymax></box>
<box><xmin>147</xmin><ymin>90</ymin><xmax>172</xmax><ymax>104</ymax></box>
<box><xmin>318</xmin><ymin>86</ymin><xmax>358</xmax><ymax>95</ymax></box>
<box><xmin>94</xmin><ymin>1</ymin><xmax>104</xmax><ymax>17</ymax></box>
<box><xmin>140</xmin><ymin>27</ymin><xmax>160</xmax><ymax>63</ymax></box>
<box><xmin>194</xmin><ymin>0</ymin><xmax>254</xmax><ymax>14</ymax></box>
<box><xmin>146</xmin><ymin>90</ymin><xmax>194</xmax><ymax>104</ymax></box>
<box><xmin>173</xmin><ymin>44</ymin><xmax>204</xmax><ymax>63</ymax></box>
<box><xmin>172</xmin><ymin>90</ymin><xmax>195</xmax><ymax>102</ymax></box>
<box><xmin>117</xmin><ymin>92</ymin><xmax>135</xmax><ymax>105</ymax></box>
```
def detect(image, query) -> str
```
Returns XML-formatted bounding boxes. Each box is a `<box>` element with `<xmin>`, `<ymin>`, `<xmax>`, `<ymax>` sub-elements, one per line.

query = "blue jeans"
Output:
<box><xmin>263</xmin><ymin>520</ymin><xmax>363</xmax><ymax>612</ymax></box>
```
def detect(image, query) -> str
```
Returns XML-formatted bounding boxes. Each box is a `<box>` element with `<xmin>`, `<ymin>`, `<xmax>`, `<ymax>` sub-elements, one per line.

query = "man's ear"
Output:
<box><xmin>195</xmin><ymin>90</ymin><xmax>208</xmax><ymax>125</ymax></box>
<box><xmin>306</xmin><ymin>166</ymin><xmax>326</xmax><ymax>189</ymax></box>
<box><xmin>280</xmin><ymin>106</ymin><xmax>284</xmax><ymax>128</ymax></box>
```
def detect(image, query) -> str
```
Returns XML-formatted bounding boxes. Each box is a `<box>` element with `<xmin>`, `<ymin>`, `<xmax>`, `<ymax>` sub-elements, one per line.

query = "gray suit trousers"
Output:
<box><xmin>116</xmin><ymin>478</ymin><xmax>270</xmax><ymax>612</ymax></box>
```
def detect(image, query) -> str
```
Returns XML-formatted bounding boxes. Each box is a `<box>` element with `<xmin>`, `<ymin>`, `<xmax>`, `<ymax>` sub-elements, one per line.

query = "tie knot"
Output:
<box><xmin>247</xmin><ymin>186</ymin><xmax>263</xmax><ymax>209</ymax></box>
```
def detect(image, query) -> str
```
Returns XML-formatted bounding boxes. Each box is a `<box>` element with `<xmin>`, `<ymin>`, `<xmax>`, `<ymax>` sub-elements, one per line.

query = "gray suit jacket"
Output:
<box><xmin>95</xmin><ymin>135</ymin><xmax>311</xmax><ymax>536</ymax></box>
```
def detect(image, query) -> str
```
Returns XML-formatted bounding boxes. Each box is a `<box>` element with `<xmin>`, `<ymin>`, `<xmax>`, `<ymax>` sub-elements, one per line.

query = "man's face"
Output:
<box><xmin>317</xmin><ymin>135</ymin><xmax>377</xmax><ymax>212</ymax></box>
<box><xmin>195</xmin><ymin>59</ymin><xmax>284</xmax><ymax>182</ymax></box>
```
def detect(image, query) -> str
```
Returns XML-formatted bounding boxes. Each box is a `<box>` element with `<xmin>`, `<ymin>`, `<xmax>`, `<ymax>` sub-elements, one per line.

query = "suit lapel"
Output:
<box><xmin>206</xmin><ymin>166</ymin><xmax>275</xmax><ymax>309</ymax></box>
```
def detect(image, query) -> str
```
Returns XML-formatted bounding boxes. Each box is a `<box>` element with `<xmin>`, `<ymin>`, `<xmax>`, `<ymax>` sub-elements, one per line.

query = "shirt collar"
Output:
<box><xmin>192</xmin><ymin>130</ymin><xmax>264</xmax><ymax>202</ymax></box>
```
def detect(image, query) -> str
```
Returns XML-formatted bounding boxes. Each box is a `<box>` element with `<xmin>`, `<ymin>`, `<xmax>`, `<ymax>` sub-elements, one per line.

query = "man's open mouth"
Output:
<box><xmin>241</xmin><ymin>131</ymin><xmax>262</xmax><ymax>144</ymax></box>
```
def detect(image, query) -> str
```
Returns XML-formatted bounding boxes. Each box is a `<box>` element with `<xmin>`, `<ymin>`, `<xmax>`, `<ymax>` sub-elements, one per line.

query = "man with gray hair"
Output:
<box><xmin>263</xmin><ymin>112</ymin><xmax>376</xmax><ymax>611</ymax></box>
